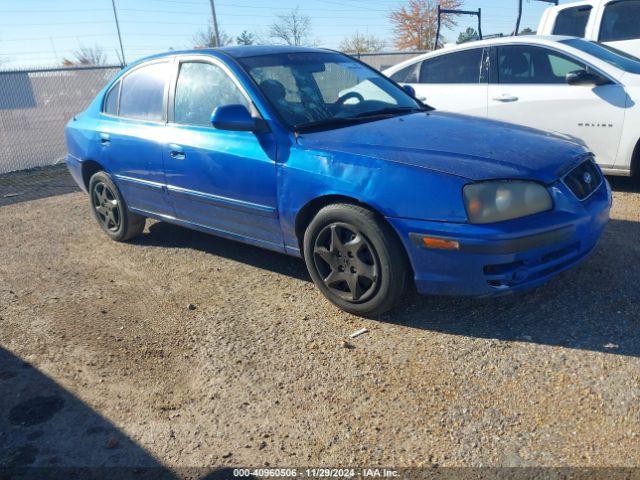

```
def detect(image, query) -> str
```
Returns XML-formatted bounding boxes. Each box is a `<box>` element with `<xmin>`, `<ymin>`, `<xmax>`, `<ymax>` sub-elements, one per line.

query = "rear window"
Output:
<box><xmin>552</xmin><ymin>5</ymin><xmax>592</xmax><ymax>37</ymax></box>
<box><xmin>600</xmin><ymin>0</ymin><xmax>640</xmax><ymax>42</ymax></box>
<box><xmin>419</xmin><ymin>49</ymin><xmax>484</xmax><ymax>84</ymax></box>
<box><xmin>119</xmin><ymin>62</ymin><xmax>170</xmax><ymax>121</ymax></box>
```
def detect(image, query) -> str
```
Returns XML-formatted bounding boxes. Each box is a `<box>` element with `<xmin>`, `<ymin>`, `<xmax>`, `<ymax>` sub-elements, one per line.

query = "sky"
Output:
<box><xmin>0</xmin><ymin>0</ymin><xmax>574</xmax><ymax>68</ymax></box>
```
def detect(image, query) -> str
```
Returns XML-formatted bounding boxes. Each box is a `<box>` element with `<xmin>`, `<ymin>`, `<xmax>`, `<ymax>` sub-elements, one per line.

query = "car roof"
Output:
<box><xmin>440</xmin><ymin>34</ymin><xmax>575</xmax><ymax>49</ymax></box>
<box><xmin>132</xmin><ymin>45</ymin><xmax>332</xmax><ymax>65</ymax></box>
<box><xmin>545</xmin><ymin>0</ymin><xmax>614</xmax><ymax>10</ymax></box>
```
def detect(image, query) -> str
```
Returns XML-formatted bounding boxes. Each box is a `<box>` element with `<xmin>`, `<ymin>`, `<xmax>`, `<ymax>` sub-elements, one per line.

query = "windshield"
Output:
<box><xmin>237</xmin><ymin>52</ymin><xmax>426</xmax><ymax>131</ymax></box>
<box><xmin>560</xmin><ymin>38</ymin><xmax>640</xmax><ymax>74</ymax></box>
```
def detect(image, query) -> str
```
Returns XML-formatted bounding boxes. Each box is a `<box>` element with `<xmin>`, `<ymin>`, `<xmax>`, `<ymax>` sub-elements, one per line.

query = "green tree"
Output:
<box><xmin>519</xmin><ymin>27</ymin><xmax>535</xmax><ymax>35</ymax></box>
<box><xmin>457</xmin><ymin>27</ymin><xmax>479</xmax><ymax>44</ymax></box>
<box><xmin>236</xmin><ymin>30</ymin><xmax>255</xmax><ymax>45</ymax></box>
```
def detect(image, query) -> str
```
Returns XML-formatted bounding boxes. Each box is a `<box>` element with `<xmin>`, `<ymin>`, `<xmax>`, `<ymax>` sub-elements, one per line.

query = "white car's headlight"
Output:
<box><xmin>463</xmin><ymin>181</ymin><xmax>552</xmax><ymax>224</ymax></box>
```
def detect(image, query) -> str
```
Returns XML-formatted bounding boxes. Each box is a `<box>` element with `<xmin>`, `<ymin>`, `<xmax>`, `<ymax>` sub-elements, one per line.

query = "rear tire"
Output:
<box><xmin>88</xmin><ymin>171</ymin><xmax>145</xmax><ymax>242</ymax></box>
<box><xmin>303</xmin><ymin>203</ymin><xmax>408</xmax><ymax>317</ymax></box>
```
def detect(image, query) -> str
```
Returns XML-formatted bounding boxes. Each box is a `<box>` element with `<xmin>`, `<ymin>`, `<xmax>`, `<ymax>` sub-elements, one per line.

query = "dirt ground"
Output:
<box><xmin>1</xmin><ymin>178</ymin><xmax>639</xmax><ymax>476</ymax></box>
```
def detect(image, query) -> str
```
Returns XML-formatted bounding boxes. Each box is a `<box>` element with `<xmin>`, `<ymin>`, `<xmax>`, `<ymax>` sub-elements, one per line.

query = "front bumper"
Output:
<box><xmin>388</xmin><ymin>179</ymin><xmax>611</xmax><ymax>297</ymax></box>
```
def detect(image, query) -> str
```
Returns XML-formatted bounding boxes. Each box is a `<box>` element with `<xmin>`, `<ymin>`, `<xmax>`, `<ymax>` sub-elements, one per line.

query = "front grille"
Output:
<box><xmin>563</xmin><ymin>159</ymin><xmax>602</xmax><ymax>201</ymax></box>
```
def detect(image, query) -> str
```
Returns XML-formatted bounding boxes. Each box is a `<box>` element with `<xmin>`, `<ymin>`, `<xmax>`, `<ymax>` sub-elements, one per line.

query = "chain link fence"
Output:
<box><xmin>0</xmin><ymin>51</ymin><xmax>422</xmax><ymax>205</ymax></box>
<box><xmin>0</xmin><ymin>64</ymin><xmax>121</xmax><ymax>175</ymax></box>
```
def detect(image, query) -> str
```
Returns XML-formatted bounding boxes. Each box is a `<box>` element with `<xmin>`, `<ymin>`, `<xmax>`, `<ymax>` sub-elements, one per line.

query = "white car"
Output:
<box><xmin>384</xmin><ymin>35</ymin><xmax>640</xmax><ymax>177</ymax></box>
<box><xmin>538</xmin><ymin>0</ymin><xmax>640</xmax><ymax>58</ymax></box>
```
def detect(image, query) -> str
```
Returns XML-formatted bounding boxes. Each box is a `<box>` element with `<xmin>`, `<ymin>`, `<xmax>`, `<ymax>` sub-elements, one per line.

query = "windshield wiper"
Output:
<box><xmin>294</xmin><ymin>116</ymin><xmax>370</xmax><ymax>133</ymax></box>
<box><xmin>352</xmin><ymin>106</ymin><xmax>425</xmax><ymax>118</ymax></box>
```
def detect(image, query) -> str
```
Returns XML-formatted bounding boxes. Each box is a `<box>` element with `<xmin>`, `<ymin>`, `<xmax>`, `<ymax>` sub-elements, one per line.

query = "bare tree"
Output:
<box><xmin>269</xmin><ymin>7</ymin><xmax>312</xmax><ymax>46</ymax></box>
<box><xmin>389</xmin><ymin>0</ymin><xmax>463</xmax><ymax>50</ymax></box>
<box><xmin>192</xmin><ymin>25</ymin><xmax>233</xmax><ymax>48</ymax></box>
<box><xmin>339</xmin><ymin>32</ymin><xmax>386</xmax><ymax>55</ymax></box>
<box><xmin>65</xmin><ymin>45</ymin><xmax>107</xmax><ymax>66</ymax></box>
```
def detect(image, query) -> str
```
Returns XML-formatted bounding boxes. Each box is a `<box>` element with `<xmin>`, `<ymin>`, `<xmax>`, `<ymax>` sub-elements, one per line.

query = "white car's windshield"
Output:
<box><xmin>561</xmin><ymin>38</ymin><xmax>640</xmax><ymax>74</ymax></box>
<box><xmin>237</xmin><ymin>51</ymin><xmax>426</xmax><ymax>131</ymax></box>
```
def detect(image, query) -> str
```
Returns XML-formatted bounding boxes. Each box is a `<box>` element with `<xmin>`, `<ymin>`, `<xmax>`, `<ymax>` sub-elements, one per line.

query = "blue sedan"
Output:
<box><xmin>65</xmin><ymin>46</ymin><xmax>611</xmax><ymax>316</ymax></box>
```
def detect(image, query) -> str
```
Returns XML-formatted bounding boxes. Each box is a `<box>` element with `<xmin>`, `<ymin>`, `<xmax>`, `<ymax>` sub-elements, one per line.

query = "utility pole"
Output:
<box><xmin>209</xmin><ymin>0</ymin><xmax>222</xmax><ymax>47</ymax></box>
<box><xmin>111</xmin><ymin>0</ymin><xmax>126</xmax><ymax>66</ymax></box>
<box><xmin>514</xmin><ymin>0</ymin><xmax>558</xmax><ymax>35</ymax></box>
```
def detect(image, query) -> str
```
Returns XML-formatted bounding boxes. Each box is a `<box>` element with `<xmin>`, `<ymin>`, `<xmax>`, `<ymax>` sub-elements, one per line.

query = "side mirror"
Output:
<box><xmin>566</xmin><ymin>69</ymin><xmax>611</xmax><ymax>87</ymax></box>
<box><xmin>402</xmin><ymin>84</ymin><xmax>416</xmax><ymax>98</ymax></box>
<box><xmin>211</xmin><ymin>104</ymin><xmax>257</xmax><ymax>132</ymax></box>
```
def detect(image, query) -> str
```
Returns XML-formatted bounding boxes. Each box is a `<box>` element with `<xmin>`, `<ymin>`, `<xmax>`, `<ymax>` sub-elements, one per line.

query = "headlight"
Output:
<box><xmin>463</xmin><ymin>181</ymin><xmax>552</xmax><ymax>224</ymax></box>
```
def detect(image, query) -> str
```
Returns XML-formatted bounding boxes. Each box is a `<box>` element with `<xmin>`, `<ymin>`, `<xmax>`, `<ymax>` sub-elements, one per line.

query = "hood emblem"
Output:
<box><xmin>583</xmin><ymin>172</ymin><xmax>593</xmax><ymax>185</ymax></box>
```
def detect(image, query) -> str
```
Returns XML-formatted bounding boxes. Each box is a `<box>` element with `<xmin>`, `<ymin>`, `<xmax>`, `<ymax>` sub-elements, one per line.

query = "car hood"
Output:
<box><xmin>296</xmin><ymin>111</ymin><xmax>588</xmax><ymax>183</ymax></box>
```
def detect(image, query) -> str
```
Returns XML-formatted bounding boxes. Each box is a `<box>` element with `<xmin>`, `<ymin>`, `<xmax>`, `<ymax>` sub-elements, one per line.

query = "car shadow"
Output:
<box><xmin>608</xmin><ymin>175</ymin><xmax>639</xmax><ymax>193</ymax></box>
<box><xmin>135</xmin><ymin>221</ymin><xmax>310</xmax><ymax>282</ymax></box>
<box><xmin>137</xmin><ymin>218</ymin><xmax>639</xmax><ymax>359</ymax></box>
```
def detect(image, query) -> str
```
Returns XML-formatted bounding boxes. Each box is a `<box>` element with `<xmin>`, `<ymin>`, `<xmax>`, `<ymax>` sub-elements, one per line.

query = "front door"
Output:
<box><xmin>163</xmin><ymin>59</ymin><xmax>282</xmax><ymax>250</ymax></box>
<box><xmin>487</xmin><ymin>44</ymin><xmax>627</xmax><ymax>170</ymax></box>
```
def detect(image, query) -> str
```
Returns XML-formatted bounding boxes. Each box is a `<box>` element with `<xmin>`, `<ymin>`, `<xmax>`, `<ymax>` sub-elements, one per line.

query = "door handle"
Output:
<box><xmin>493</xmin><ymin>94</ymin><xmax>519</xmax><ymax>102</ymax></box>
<box><xmin>168</xmin><ymin>144</ymin><xmax>185</xmax><ymax>160</ymax></box>
<box><xmin>99</xmin><ymin>133</ymin><xmax>111</xmax><ymax>146</ymax></box>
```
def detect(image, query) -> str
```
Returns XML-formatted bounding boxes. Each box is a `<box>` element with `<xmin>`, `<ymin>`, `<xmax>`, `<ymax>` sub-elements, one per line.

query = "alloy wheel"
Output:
<box><xmin>92</xmin><ymin>182</ymin><xmax>121</xmax><ymax>232</ymax></box>
<box><xmin>313</xmin><ymin>222</ymin><xmax>379</xmax><ymax>303</ymax></box>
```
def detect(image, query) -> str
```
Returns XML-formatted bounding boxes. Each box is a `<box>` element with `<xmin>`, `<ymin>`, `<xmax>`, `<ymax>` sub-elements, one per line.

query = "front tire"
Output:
<box><xmin>303</xmin><ymin>203</ymin><xmax>408</xmax><ymax>317</ymax></box>
<box><xmin>89</xmin><ymin>171</ymin><xmax>145</xmax><ymax>242</ymax></box>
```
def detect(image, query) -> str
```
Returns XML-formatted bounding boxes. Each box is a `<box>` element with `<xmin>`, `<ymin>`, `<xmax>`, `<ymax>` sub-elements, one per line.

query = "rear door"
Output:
<box><xmin>397</xmin><ymin>48</ymin><xmax>488</xmax><ymax>117</ymax></box>
<box><xmin>99</xmin><ymin>60</ymin><xmax>174</xmax><ymax>216</ymax></box>
<box><xmin>487</xmin><ymin>44</ymin><xmax>626</xmax><ymax>169</ymax></box>
<box><xmin>163</xmin><ymin>57</ymin><xmax>282</xmax><ymax>249</ymax></box>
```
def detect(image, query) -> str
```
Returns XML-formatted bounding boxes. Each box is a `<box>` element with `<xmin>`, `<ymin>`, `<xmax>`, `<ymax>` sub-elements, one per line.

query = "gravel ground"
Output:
<box><xmin>0</xmin><ymin>179</ymin><xmax>639</xmax><ymax>475</ymax></box>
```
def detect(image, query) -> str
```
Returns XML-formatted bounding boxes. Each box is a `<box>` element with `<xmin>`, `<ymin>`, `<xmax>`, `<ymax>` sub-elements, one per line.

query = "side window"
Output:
<box><xmin>390</xmin><ymin>63</ymin><xmax>419</xmax><ymax>83</ymax></box>
<box><xmin>552</xmin><ymin>6</ymin><xmax>592</xmax><ymax>37</ymax></box>
<box><xmin>174</xmin><ymin>62</ymin><xmax>249</xmax><ymax>127</ymax></box>
<box><xmin>497</xmin><ymin>45</ymin><xmax>585</xmax><ymax>84</ymax></box>
<box><xmin>119</xmin><ymin>62</ymin><xmax>170</xmax><ymax>121</ymax></box>
<box><xmin>103</xmin><ymin>81</ymin><xmax>120</xmax><ymax>115</ymax></box>
<box><xmin>419</xmin><ymin>49</ymin><xmax>484</xmax><ymax>84</ymax></box>
<box><xmin>600</xmin><ymin>0</ymin><xmax>640</xmax><ymax>42</ymax></box>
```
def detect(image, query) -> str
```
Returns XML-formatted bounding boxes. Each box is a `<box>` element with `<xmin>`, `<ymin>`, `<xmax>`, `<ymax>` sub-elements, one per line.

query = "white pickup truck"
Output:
<box><xmin>538</xmin><ymin>0</ymin><xmax>640</xmax><ymax>58</ymax></box>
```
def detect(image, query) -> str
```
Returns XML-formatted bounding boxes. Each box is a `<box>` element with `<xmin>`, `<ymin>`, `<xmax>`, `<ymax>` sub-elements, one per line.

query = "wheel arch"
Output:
<box><xmin>81</xmin><ymin>159</ymin><xmax>107</xmax><ymax>191</ymax></box>
<box><xmin>294</xmin><ymin>194</ymin><xmax>414</xmax><ymax>277</ymax></box>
